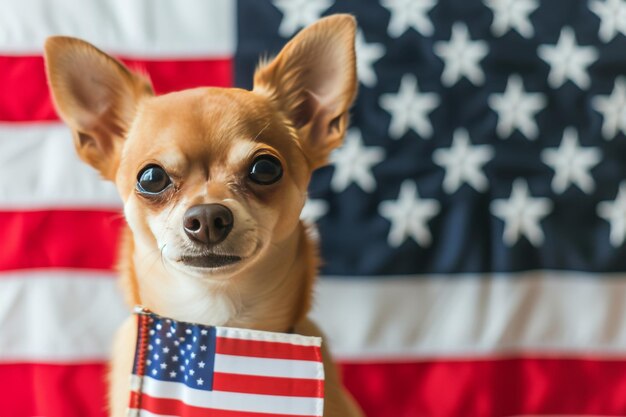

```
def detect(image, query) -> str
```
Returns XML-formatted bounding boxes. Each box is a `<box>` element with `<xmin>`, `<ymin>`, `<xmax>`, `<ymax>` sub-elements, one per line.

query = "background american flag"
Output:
<box><xmin>2</xmin><ymin>0</ymin><xmax>626</xmax><ymax>416</ymax></box>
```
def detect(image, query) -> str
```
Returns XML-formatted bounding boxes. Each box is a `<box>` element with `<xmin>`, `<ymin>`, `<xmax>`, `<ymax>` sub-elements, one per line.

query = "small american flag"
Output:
<box><xmin>128</xmin><ymin>307</ymin><xmax>324</xmax><ymax>417</ymax></box>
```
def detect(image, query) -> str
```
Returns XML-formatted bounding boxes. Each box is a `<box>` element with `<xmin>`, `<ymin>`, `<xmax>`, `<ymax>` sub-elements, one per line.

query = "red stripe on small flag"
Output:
<box><xmin>212</xmin><ymin>372</ymin><xmax>324</xmax><ymax>398</ymax></box>
<box><xmin>0</xmin><ymin>55</ymin><xmax>232</xmax><ymax>122</ymax></box>
<box><xmin>342</xmin><ymin>357</ymin><xmax>626</xmax><ymax>417</ymax></box>
<box><xmin>139</xmin><ymin>392</ymin><xmax>314</xmax><ymax>417</ymax></box>
<box><xmin>0</xmin><ymin>210</ymin><xmax>124</xmax><ymax>271</ymax></box>
<box><xmin>129</xmin><ymin>391</ymin><xmax>141</xmax><ymax>411</ymax></box>
<box><xmin>0</xmin><ymin>363</ymin><xmax>108</xmax><ymax>417</ymax></box>
<box><xmin>215</xmin><ymin>337</ymin><xmax>322</xmax><ymax>362</ymax></box>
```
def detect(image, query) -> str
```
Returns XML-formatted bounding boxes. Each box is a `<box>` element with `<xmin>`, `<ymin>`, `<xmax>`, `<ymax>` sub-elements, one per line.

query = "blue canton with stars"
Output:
<box><xmin>235</xmin><ymin>0</ymin><xmax>626</xmax><ymax>275</ymax></box>
<box><xmin>134</xmin><ymin>315</ymin><xmax>217</xmax><ymax>391</ymax></box>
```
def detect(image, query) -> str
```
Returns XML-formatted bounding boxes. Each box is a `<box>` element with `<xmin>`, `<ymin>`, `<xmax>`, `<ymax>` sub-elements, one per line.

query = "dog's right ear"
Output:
<box><xmin>44</xmin><ymin>37</ymin><xmax>153</xmax><ymax>180</ymax></box>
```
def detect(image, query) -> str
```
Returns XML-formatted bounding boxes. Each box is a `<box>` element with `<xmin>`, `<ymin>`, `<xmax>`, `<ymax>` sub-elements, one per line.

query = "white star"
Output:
<box><xmin>199</xmin><ymin>345</ymin><xmax>207</xmax><ymax>352</ymax></box>
<box><xmin>381</xmin><ymin>0</ymin><xmax>436</xmax><ymax>37</ymax></box>
<box><xmin>379</xmin><ymin>74</ymin><xmax>439</xmax><ymax>139</ymax></box>
<box><xmin>589</xmin><ymin>0</ymin><xmax>626</xmax><ymax>42</ymax></box>
<box><xmin>197</xmin><ymin>378</ymin><xmax>204</xmax><ymax>386</ymax></box>
<box><xmin>185</xmin><ymin>329</ymin><xmax>192</xmax><ymax>335</ymax></box>
<box><xmin>434</xmin><ymin>23</ymin><xmax>489</xmax><ymax>86</ymax></box>
<box><xmin>538</xmin><ymin>27</ymin><xmax>598</xmax><ymax>89</ymax></box>
<box><xmin>163</xmin><ymin>347</ymin><xmax>170</xmax><ymax>353</ymax></box>
<box><xmin>156</xmin><ymin>324</ymin><xmax>162</xmax><ymax>330</ymax></box>
<box><xmin>330</xmin><ymin>129</ymin><xmax>385</xmax><ymax>193</ymax></box>
<box><xmin>356</xmin><ymin>30</ymin><xmax>386</xmax><ymax>88</ymax></box>
<box><xmin>491</xmin><ymin>179</ymin><xmax>552</xmax><ymax>246</ymax></box>
<box><xmin>541</xmin><ymin>127</ymin><xmax>602</xmax><ymax>194</ymax></box>
<box><xmin>151</xmin><ymin>369</ymin><xmax>157</xmax><ymax>376</ymax></box>
<box><xmin>189</xmin><ymin>369</ymin><xmax>195</xmax><ymax>376</ymax></box>
<box><xmin>153</xmin><ymin>354</ymin><xmax>159</xmax><ymax>360</ymax></box>
<box><xmin>155</xmin><ymin>338</ymin><xmax>161</xmax><ymax>345</ymax></box>
<box><xmin>598</xmin><ymin>182</ymin><xmax>626</xmax><ymax>246</ymax></box>
<box><xmin>169</xmin><ymin>371</ymin><xmax>176</xmax><ymax>378</ymax></box>
<box><xmin>488</xmin><ymin>75</ymin><xmax>547</xmax><ymax>140</ymax></box>
<box><xmin>198</xmin><ymin>361</ymin><xmax>206</xmax><ymax>368</ymax></box>
<box><xmin>592</xmin><ymin>76</ymin><xmax>626</xmax><ymax>139</ymax></box>
<box><xmin>432</xmin><ymin>129</ymin><xmax>494</xmax><ymax>194</ymax></box>
<box><xmin>378</xmin><ymin>180</ymin><xmax>440</xmax><ymax>247</ymax></box>
<box><xmin>484</xmin><ymin>0</ymin><xmax>538</xmax><ymax>38</ymax></box>
<box><xmin>300</xmin><ymin>198</ymin><xmax>328</xmax><ymax>223</ymax></box>
<box><xmin>272</xmin><ymin>0</ymin><xmax>332</xmax><ymax>37</ymax></box>
<box><xmin>166</xmin><ymin>332</ymin><xmax>172</xmax><ymax>338</ymax></box>
<box><xmin>172</xmin><ymin>355</ymin><xmax>178</xmax><ymax>362</ymax></box>
<box><xmin>160</xmin><ymin>363</ymin><xmax>167</xmax><ymax>370</ymax></box>
<box><xmin>190</xmin><ymin>352</ymin><xmax>196</xmax><ymax>359</ymax></box>
<box><xmin>200</xmin><ymin>329</ymin><xmax>208</xmax><ymax>335</ymax></box>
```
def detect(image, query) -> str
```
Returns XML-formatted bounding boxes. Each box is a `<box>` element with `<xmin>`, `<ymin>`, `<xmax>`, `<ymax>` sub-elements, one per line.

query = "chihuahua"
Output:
<box><xmin>44</xmin><ymin>14</ymin><xmax>363</xmax><ymax>417</ymax></box>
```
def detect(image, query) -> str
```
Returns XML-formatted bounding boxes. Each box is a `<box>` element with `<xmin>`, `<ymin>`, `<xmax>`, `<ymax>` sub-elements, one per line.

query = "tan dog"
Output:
<box><xmin>44</xmin><ymin>14</ymin><xmax>363</xmax><ymax>417</ymax></box>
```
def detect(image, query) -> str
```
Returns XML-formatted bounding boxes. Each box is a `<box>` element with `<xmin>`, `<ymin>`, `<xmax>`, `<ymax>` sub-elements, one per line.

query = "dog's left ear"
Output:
<box><xmin>254</xmin><ymin>14</ymin><xmax>357</xmax><ymax>169</ymax></box>
<box><xmin>44</xmin><ymin>36</ymin><xmax>153</xmax><ymax>180</ymax></box>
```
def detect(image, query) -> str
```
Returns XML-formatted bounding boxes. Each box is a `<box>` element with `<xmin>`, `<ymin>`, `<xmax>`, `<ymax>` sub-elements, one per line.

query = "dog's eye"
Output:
<box><xmin>248</xmin><ymin>155</ymin><xmax>283</xmax><ymax>185</ymax></box>
<box><xmin>137</xmin><ymin>165</ymin><xmax>171</xmax><ymax>194</ymax></box>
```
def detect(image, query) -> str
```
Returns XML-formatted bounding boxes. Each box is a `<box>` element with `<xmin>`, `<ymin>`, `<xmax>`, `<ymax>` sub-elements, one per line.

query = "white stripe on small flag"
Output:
<box><xmin>140</xmin><ymin>376</ymin><xmax>324</xmax><ymax>415</ymax></box>
<box><xmin>214</xmin><ymin>353</ymin><xmax>324</xmax><ymax>380</ymax></box>
<box><xmin>136</xmin><ymin>410</ymin><xmax>185</xmax><ymax>417</ymax></box>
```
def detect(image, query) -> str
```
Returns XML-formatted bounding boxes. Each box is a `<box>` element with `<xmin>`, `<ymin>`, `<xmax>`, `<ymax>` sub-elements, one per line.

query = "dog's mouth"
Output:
<box><xmin>179</xmin><ymin>254</ymin><xmax>242</xmax><ymax>269</ymax></box>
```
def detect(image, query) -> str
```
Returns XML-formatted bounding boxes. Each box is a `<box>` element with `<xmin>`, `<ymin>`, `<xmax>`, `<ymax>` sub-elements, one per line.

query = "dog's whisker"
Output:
<box><xmin>253</xmin><ymin>121</ymin><xmax>271</xmax><ymax>142</ymax></box>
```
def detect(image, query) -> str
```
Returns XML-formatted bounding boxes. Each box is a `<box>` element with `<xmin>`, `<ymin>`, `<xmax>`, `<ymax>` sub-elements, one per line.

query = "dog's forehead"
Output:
<box><xmin>128</xmin><ymin>87</ymin><xmax>291</xmax><ymax>160</ymax></box>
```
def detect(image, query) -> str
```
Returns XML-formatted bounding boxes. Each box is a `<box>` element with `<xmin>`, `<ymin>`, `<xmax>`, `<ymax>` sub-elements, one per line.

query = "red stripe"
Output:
<box><xmin>341</xmin><ymin>357</ymin><xmax>626</xmax><ymax>417</ymax></box>
<box><xmin>0</xmin><ymin>210</ymin><xmax>124</xmax><ymax>272</ymax></box>
<box><xmin>213</xmin><ymin>372</ymin><xmax>324</xmax><ymax>398</ymax></box>
<box><xmin>215</xmin><ymin>337</ymin><xmax>322</xmax><ymax>362</ymax></box>
<box><xmin>5</xmin><ymin>358</ymin><xmax>626</xmax><ymax>417</ymax></box>
<box><xmin>0</xmin><ymin>363</ymin><xmax>108</xmax><ymax>417</ymax></box>
<box><xmin>0</xmin><ymin>55</ymin><xmax>232</xmax><ymax>122</ymax></box>
<box><xmin>139</xmin><ymin>392</ymin><xmax>314</xmax><ymax>417</ymax></box>
<box><xmin>129</xmin><ymin>391</ymin><xmax>141</xmax><ymax>411</ymax></box>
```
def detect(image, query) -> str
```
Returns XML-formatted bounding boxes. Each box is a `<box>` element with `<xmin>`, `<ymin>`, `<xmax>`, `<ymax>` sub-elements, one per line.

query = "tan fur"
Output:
<box><xmin>44</xmin><ymin>14</ymin><xmax>362</xmax><ymax>417</ymax></box>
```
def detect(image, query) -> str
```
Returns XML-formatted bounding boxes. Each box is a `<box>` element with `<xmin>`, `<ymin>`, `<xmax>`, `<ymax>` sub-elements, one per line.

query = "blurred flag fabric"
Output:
<box><xmin>3</xmin><ymin>0</ymin><xmax>626</xmax><ymax>416</ymax></box>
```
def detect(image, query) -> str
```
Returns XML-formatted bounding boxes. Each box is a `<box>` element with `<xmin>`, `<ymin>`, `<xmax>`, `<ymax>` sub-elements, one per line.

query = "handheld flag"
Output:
<box><xmin>128</xmin><ymin>307</ymin><xmax>324</xmax><ymax>417</ymax></box>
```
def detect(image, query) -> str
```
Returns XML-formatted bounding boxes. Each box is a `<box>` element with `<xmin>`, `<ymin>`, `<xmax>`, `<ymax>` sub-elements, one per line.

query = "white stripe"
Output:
<box><xmin>312</xmin><ymin>272</ymin><xmax>626</xmax><ymax>360</ymax></box>
<box><xmin>0</xmin><ymin>0</ymin><xmax>235</xmax><ymax>57</ymax></box>
<box><xmin>0</xmin><ymin>123</ymin><xmax>121</xmax><ymax>209</ymax></box>
<box><xmin>216</xmin><ymin>326</ymin><xmax>322</xmax><ymax>347</ymax></box>
<box><xmin>141</xmin><ymin>376</ymin><xmax>323</xmax><ymax>415</ymax></box>
<box><xmin>4</xmin><ymin>271</ymin><xmax>626</xmax><ymax>361</ymax></box>
<box><xmin>0</xmin><ymin>270</ymin><xmax>127</xmax><ymax>362</ymax></box>
<box><xmin>214</xmin><ymin>354</ymin><xmax>324</xmax><ymax>380</ymax></box>
<box><xmin>137</xmin><ymin>410</ymin><xmax>177</xmax><ymax>417</ymax></box>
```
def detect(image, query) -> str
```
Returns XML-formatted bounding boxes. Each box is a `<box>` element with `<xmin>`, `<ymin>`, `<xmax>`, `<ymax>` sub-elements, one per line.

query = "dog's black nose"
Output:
<box><xmin>183</xmin><ymin>204</ymin><xmax>234</xmax><ymax>245</ymax></box>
